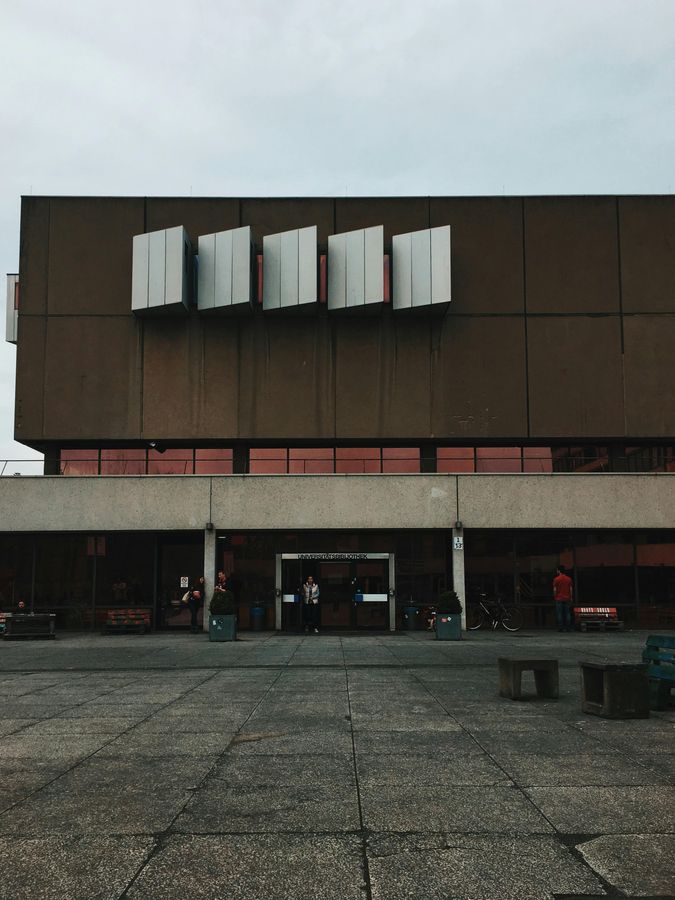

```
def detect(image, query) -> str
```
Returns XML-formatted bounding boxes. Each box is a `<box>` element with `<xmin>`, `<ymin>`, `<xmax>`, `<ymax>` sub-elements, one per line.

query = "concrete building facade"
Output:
<box><xmin>2</xmin><ymin>195</ymin><xmax>674</xmax><ymax>632</ymax></box>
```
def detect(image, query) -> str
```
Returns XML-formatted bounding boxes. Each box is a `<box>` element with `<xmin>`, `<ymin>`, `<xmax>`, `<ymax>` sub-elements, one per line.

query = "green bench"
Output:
<box><xmin>642</xmin><ymin>634</ymin><xmax>675</xmax><ymax>710</ymax></box>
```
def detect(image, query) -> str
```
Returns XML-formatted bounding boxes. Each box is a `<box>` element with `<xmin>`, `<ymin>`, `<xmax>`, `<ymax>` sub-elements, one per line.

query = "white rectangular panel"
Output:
<box><xmin>165</xmin><ymin>226</ymin><xmax>189</xmax><ymax>309</ymax></box>
<box><xmin>411</xmin><ymin>229</ymin><xmax>432</xmax><ymax>308</ymax></box>
<box><xmin>133</xmin><ymin>226</ymin><xmax>191</xmax><ymax>314</ymax></box>
<box><xmin>364</xmin><ymin>225</ymin><xmax>384</xmax><ymax>304</ymax></box>
<box><xmin>328</xmin><ymin>225</ymin><xmax>383</xmax><ymax>311</ymax></box>
<box><xmin>327</xmin><ymin>233</ymin><xmax>347</xmax><ymax>310</ymax></box>
<box><xmin>431</xmin><ymin>225</ymin><xmax>452</xmax><ymax>304</ymax></box>
<box><xmin>197</xmin><ymin>233</ymin><xmax>216</xmax><ymax>311</ymax></box>
<box><xmin>198</xmin><ymin>226</ymin><xmax>253</xmax><ymax>313</ymax></box>
<box><xmin>5</xmin><ymin>274</ymin><xmax>18</xmax><ymax>344</ymax></box>
<box><xmin>393</xmin><ymin>225</ymin><xmax>451</xmax><ymax>312</ymax></box>
<box><xmin>263</xmin><ymin>232</ymin><xmax>282</xmax><ymax>310</ymax></box>
<box><xmin>147</xmin><ymin>230</ymin><xmax>166</xmax><ymax>309</ymax></box>
<box><xmin>297</xmin><ymin>225</ymin><xmax>317</xmax><ymax>306</ymax></box>
<box><xmin>280</xmin><ymin>230</ymin><xmax>299</xmax><ymax>307</ymax></box>
<box><xmin>392</xmin><ymin>232</ymin><xmax>413</xmax><ymax>310</ymax></box>
<box><xmin>263</xmin><ymin>226</ymin><xmax>317</xmax><ymax>310</ymax></box>
<box><xmin>131</xmin><ymin>233</ymin><xmax>149</xmax><ymax>312</ymax></box>
<box><xmin>231</xmin><ymin>226</ymin><xmax>252</xmax><ymax>307</ymax></box>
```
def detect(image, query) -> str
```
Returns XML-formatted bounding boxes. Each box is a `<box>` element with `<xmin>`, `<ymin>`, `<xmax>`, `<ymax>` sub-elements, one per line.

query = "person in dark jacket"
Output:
<box><xmin>188</xmin><ymin>576</ymin><xmax>205</xmax><ymax>633</ymax></box>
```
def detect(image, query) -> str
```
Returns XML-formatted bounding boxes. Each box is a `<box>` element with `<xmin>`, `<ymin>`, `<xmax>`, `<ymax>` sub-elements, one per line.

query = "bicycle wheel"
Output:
<box><xmin>466</xmin><ymin>606</ymin><xmax>485</xmax><ymax>630</ymax></box>
<box><xmin>501</xmin><ymin>607</ymin><xmax>523</xmax><ymax>631</ymax></box>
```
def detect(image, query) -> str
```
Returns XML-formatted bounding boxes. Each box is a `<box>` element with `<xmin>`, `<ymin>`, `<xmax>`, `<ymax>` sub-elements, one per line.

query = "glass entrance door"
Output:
<box><xmin>279</xmin><ymin>553</ymin><xmax>392</xmax><ymax>631</ymax></box>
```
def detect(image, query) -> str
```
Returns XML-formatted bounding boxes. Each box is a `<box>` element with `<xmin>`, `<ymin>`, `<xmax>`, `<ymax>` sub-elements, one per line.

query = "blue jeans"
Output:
<box><xmin>555</xmin><ymin>601</ymin><xmax>572</xmax><ymax>631</ymax></box>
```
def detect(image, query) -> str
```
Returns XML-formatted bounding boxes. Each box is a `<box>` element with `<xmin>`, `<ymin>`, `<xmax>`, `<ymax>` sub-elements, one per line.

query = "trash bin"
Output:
<box><xmin>403</xmin><ymin>606</ymin><xmax>419</xmax><ymax>631</ymax></box>
<box><xmin>250</xmin><ymin>606</ymin><xmax>265</xmax><ymax>632</ymax></box>
<box><xmin>436</xmin><ymin>613</ymin><xmax>462</xmax><ymax>641</ymax></box>
<box><xmin>209</xmin><ymin>614</ymin><xmax>237</xmax><ymax>642</ymax></box>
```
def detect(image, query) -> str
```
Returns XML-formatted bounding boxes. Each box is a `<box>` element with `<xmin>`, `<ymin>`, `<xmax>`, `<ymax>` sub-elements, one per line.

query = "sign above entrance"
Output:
<box><xmin>290</xmin><ymin>552</ymin><xmax>390</xmax><ymax>561</ymax></box>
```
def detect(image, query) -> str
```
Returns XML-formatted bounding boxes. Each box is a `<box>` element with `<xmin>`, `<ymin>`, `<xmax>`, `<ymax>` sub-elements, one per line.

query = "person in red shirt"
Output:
<box><xmin>552</xmin><ymin>565</ymin><xmax>574</xmax><ymax>632</ymax></box>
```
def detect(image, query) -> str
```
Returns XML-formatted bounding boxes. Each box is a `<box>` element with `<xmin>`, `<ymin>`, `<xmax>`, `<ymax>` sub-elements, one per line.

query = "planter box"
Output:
<box><xmin>4</xmin><ymin>613</ymin><xmax>56</xmax><ymax>640</ymax></box>
<box><xmin>209</xmin><ymin>614</ymin><xmax>237</xmax><ymax>642</ymax></box>
<box><xmin>436</xmin><ymin>613</ymin><xmax>462</xmax><ymax>641</ymax></box>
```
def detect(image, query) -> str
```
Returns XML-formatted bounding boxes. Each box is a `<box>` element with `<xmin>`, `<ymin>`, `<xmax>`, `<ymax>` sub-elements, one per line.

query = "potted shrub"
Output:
<box><xmin>209</xmin><ymin>589</ymin><xmax>237</xmax><ymax>642</ymax></box>
<box><xmin>435</xmin><ymin>590</ymin><xmax>463</xmax><ymax>641</ymax></box>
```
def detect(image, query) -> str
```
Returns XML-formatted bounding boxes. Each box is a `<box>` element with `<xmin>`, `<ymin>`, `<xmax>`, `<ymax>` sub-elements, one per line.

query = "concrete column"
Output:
<box><xmin>275</xmin><ymin>554</ymin><xmax>282</xmax><ymax>631</ymax></box>
<box><xmin>452</xmin><ymin>527</ymin><xmax>466</xmax><ymax>631</ymax></box>
<box><xmin>202</xmin><ymin>527</ymin><xmax>216</xmax><ymax>632</ymax></box>
<box><xmin>388</xmin><ymin>553</ymin><xmax>396</xmax><ymax>632</ymax></box>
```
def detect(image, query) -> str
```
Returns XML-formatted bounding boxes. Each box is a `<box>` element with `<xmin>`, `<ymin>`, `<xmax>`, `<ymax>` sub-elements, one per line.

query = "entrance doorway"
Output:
<box><xmin>277</xmin><ymin>553</ymin><xmax>394</xmax><ymax>631</ymax></box>
<box><xmin>157</xmin><ymin>534</ymin><xmax>203</xmax><ymax>630</ymax></box>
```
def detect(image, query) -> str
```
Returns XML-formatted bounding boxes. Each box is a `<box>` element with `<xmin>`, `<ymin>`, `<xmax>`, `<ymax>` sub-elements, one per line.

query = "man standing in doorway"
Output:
<box><xmin>302</xmin><ymin>575</ymin><xmax>320</xmax><ymax>634</ymax></box>
<box><xmin>553</xmin><ymin>565</ymin><xmax>574</xmax><ymax>632</ymax></box>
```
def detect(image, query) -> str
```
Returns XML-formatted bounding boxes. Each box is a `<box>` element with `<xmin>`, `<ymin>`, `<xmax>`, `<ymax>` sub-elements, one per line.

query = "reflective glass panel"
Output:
<box><xmin>335</xmin><ymin>448</ymin><xmax>381</xmax><ymax>474</ymax></box>
<box><xmin>147</xmin><ymin>449</ymin><xmax>194</xmax><ymax>475</ymax></box>
<box><xmin>289</xmin><ymin>448</ymin><xmax>334</xmax><ymax>474</ymax></box>
<box><xmin>101</xmin><ymin>449</ymin><xmax>146</xmax><ymax>475</ymax></box>
<box><xmin>195</xmin><ymin>449</ymin><xmax>234</xmax><ymax>475</ymax></box>
<box><xmin>249</xmin><ymin>449</ymin><xmax>288</xmax><ymax>474</ymax></box>
<box><xmin>61</xmin><ymin>450</ymin><xmax>99</xmax><ymax>476</ymax></box>
<box><xmin>382</xmin><ymin>448</ymin><xmax>420</xmax><ymax>473</ymax></box>
<box><xmin>436</xmin><ymin>448</ymin><xmax>475</xmax><ymax>473</ymax></box>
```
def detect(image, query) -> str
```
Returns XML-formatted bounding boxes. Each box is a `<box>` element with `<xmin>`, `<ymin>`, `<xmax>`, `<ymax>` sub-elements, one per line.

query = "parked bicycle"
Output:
<box><xmin>466</xmin><ymin>594</ymin><xmax>523</xmax><ymax>631</ymax></box>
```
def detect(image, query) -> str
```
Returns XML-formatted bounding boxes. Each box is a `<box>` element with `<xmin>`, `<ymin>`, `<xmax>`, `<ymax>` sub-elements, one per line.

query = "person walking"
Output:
<box><xmin>302</xmin><ymin>575</ymin><xmax>320</xmax><ymax>634</ymax></box>
<box><xmin>552</xmin><ymin>565</ymin><xmax>574</xmax><ymax>632</ymax></box>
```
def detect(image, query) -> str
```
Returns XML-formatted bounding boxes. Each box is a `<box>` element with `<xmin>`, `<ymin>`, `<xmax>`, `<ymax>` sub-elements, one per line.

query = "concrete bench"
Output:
<box><xmin>498</xmin><ymin>658</ymin><xmax>559</xmax><ymax>701</ymax></box>
<box><xmin>642</xmin><ymin>634</ymin><xmax>675</xmax><ymax>710</ymax></box>
<box><xmin>580</xmin><ymin>661</ymin><xmax>649</xmax><ymax>718</ymax></box>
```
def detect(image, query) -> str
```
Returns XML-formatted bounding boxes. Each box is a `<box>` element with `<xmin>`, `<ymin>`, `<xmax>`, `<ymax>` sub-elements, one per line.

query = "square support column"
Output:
<box><xmin>452</xmin><ymin>527</ymin><xmax>466</xmax><ymax>631</ymax></box>
<box><xmin>202</xmin><ymin>527</ymin><xmax>216</xmax><ymax>632</ymax></box>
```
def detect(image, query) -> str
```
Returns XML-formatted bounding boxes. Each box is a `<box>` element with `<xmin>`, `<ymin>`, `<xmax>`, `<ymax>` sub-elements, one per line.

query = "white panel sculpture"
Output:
<box><xmin>263</xmin><ymin>226</ymin><xmax>317</xmax><ymax>311</ymax></box>
<box><xmin>328</xmin><ymin>225</ymin><xmax>384</xmax><ymax>311</ymax></box>
<box><xmin>198</xmin><ymin>226</ymin><xmax>252</xmax><ymax>313</ymax></box>
<box><xmin>132</xmin><ymin>226</ymin><xmax>191</xmax><ymax>314</ymax></box>
<box><xmin>392</xmin><ymin>225</ymin><xmax>451</xmax><ymax>312</ymax></box>
<box><xmin>5</xmin><ymin>274</ymin><xmax>18</xmax><ymax>344</ymax></box>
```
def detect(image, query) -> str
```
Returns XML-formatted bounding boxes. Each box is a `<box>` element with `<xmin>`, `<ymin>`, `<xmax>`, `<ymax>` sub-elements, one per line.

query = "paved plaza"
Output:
<box><xmin>0</xmin><ymin>630</ymin><xmax>672</xmax><ymax>899</ymax></box>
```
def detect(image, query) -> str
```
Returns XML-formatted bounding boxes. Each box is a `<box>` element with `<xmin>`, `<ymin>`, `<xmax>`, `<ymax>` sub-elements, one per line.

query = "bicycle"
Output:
<box><xmin>466</xmin><ymin>594</ymin><xmax>523</xmax><ymax>632</ymax></box>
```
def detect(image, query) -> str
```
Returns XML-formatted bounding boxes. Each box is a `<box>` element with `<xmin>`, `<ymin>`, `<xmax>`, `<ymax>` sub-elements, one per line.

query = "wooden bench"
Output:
<box><xmin>574</xmin><ymin>606</ymin><xmax>625</xmax><ymax>632</ymax></box>
<box><xmin>104</xmin><ymin>608</ymin><xmax>151</xmax><ymax>634</ymax></box>
<box><xmin>498</xmin><ymin>658</ymin><xmax>559</xmax><ymax>701</ymax></box>
<box><xmin>642</xmin><ymin>634</ymin><xmax>675</xmax><ymax>710</ymax></box>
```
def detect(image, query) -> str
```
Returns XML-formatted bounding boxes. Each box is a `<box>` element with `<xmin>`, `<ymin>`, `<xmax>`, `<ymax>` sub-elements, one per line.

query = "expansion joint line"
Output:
<box><xmin>342</xmin><ymin>637</ymin><xmax>373</xmax><ymax>900</ymax></box>
<box><xmin>118</xmin><ymin>666</ymin><xmax>287</xmax><ymax>899</ymax></box>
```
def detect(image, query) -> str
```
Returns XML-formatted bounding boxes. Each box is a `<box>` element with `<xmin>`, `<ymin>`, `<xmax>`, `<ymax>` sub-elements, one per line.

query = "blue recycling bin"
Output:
<box><xmin>403</xmin><ymin>606</ymin><xmax>419</xmax><ymax>631</ymax></box>
<box><xmin>250</xmin><ymin>606</ymin><xmax>265</xmax><ymax>631</ymax></box>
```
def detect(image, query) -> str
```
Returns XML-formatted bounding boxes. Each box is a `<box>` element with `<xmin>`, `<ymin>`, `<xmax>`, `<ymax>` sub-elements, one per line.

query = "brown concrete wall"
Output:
<box><xmin>14</xmin><ymin>195</ymin><xmax>675</xmax><ymax>446</ymax></box>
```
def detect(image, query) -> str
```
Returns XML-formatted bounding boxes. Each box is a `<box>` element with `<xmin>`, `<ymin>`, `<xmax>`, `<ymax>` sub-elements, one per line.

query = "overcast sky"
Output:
<box><xmin>1</xmin><ymin>0</ymin><xmax>674</xmax><ymax>466</ymax></box>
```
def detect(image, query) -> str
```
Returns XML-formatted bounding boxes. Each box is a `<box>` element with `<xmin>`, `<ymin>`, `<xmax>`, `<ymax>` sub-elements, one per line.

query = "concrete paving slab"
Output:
<box><xmin>126</xmin><ymin>834</ymin><xmax>365</xmax><ymax>900</ymax></box>
<box><xmin>0</xmin><ymin>785</ymin><xmax>192</xmax><ymax>836</ymax></box>
<box><xmin>0</xmin><ymin>836</ymin><xmax>154</xmax><ymax>900</ymax></box>
<box><xmin>0</xmin><ymin>717</ymin><xmax>36</xmax><ymax>736</ymax></box>
<box><xmin>356</xmin><ymin>751</ymin><xmax>511</xmax><ymax>787</ymax></box>
<box><xmin>578</xmin><ymin>833</ymin><xmax>675</xmax><ymax>897</ymax></box>
<box><xmin>366</xmin><ymin>833</ymin><xmax>605</xmax><ymax>900</ymax></box>
<box><xmin>45</xmin><ymin>755</ymin><xmax>217</xmax><ymax>793</ymax></box>
<box><xmin>210</xmin><ymin>753</ymin><xmax>356</xmax><ymax>787</ymax></box>
<box><xmin>497</xmin><ymin>751</ymin><xmax>671</xmax><ymax>786</ymax></box>
<box><xmin>354</xmin><ymin>729</ymin><xmax>472</xmax><ymax>755</ymax></box>
<box><xmin>173</xmin><ymin>781</ymin><xmax>360</xmax><ymax>833</ymax></box>
<box><xmin>20</xmin><ymin>717</ymin><xmax>142</xmax><ymax>735</ymax></box>
<box><xmin>0</xmin><ymin>732</ymin><xmax>112</xmax><ymax>761</ymax></box>
<box><xmin>229</xmin><ymin>728</ymin><xmax>354</xmax><ymax>756</ymax></box>
<box><xmin>525</xmin><ymin>785</ymin><xmax>675</xmax><ymax>833</ymax></box>
<box><xmin>103</xmin><ymin>731</ymin><xmax>235</xmax><ymax>757</ymax></box>
<box><xmin>360</xmin><ymin>784</ymin><xmax>554</xmax><ymax>833</ymax></box>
